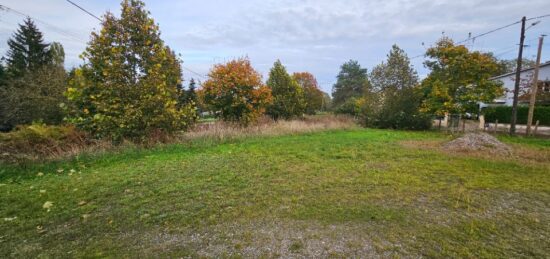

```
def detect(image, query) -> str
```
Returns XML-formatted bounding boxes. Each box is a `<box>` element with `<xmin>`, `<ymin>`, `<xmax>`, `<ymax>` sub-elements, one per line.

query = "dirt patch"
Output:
<box><xmin>442</xmin><ymin>133</ymin><xmax>512</xmax><ymax>155</ymax></box>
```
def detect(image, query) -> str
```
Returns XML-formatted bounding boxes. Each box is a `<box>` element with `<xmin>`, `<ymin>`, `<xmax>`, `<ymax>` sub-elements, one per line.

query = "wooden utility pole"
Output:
<box><xmin>526</xmin><ymin>35</ymin><xmax>544</xmax><ymax>136</ymax></box>
<box><xmin>510</xmin><ymin>16</ymin><xmax>527</xmax><ymax>136</ymax></box>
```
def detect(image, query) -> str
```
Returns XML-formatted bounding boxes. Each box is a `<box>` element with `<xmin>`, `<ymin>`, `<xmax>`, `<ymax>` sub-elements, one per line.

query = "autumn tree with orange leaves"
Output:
<box><xmin>293</xmin><ymin>72</ymin><xmax>325</xmax><ymax>114</ymax></box>
<box><xmin>202</xmin><ymin>58</ymin><xmax>272</xmax><ymax>125</ymax></box>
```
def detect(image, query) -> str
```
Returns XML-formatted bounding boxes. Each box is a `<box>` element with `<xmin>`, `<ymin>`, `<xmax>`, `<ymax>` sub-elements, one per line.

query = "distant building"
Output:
<box><xmin>481</xmin><ymin>62</ymin><xmax>550</xmax><ymax>107</ymax></box>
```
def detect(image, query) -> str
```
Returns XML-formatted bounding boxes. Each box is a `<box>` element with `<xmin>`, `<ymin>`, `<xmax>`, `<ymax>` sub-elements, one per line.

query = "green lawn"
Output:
<box><xmin>1</xmin><ymin>129</ymin><xmax>549</xmax><ymax>257</ymax></box>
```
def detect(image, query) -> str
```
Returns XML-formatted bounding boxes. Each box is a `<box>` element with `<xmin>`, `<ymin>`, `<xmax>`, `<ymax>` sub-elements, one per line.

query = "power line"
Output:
<box><xmin>65</xmin><ymin>0</ymin><xmax>102</xmax><ymax>22</ymax></box>
<box><xmin>182</xmin><ymin>65</ymin><xmax>207</xmax><ymax>79</ymax></box>
<box><xmin>410</xmin><ymin>13</ymin><xmax>550</xmax><ymax>60</ymax></box>
<box><xmin>0</xmin><ymin>4</ymin><xmax>87</xmax><ymax>44</ymax></box>
<box><xmin>456</xmin><ymin>20</ymin><xmax>522</xmax><ymax>44</ymax></box>
<box><xmin>527</xmin><ymin>14</ymin><xmax>550</xmax><ymax>21</ymax></box>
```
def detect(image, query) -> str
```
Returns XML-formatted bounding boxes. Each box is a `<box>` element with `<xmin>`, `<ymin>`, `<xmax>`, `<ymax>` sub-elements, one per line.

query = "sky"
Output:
<box><xmin>1</xmin><ymin>0</ymin><xmax>549</xmax><ymax>94</ymax></box>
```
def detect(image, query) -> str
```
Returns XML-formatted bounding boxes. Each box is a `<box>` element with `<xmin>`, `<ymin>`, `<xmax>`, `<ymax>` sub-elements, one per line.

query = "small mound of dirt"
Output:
<box><xmin>443</xmin><ymin>133</ymin><xmax>512</xmax><ymax>155</ymax></box>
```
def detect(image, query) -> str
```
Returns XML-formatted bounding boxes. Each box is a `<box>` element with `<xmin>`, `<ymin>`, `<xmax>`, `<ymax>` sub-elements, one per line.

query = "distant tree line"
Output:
<box><xmin>0</xmin><ymin>0</ymin><xmax>518</xmax><ymax>138</ymax></box>
<box><xmin>330</xmin><ymin>38</ymin><xmax>506</xmax><ymax>130</ymax></box>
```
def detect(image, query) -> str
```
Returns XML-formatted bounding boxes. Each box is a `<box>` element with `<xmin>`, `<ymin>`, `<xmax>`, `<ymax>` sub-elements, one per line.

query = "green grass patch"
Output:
<box><xmin>1</xmin><ymin>129</ymin><xmax>548</xmax><ymax>257</ymax></box>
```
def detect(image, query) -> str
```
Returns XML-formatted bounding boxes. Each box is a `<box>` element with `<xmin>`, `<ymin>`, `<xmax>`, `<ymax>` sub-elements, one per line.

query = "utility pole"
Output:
<box><xmin>510</xmin><ymin>16</ymin><xmax>526</xmax><ymax>136</ymax></box>
<box><xmin>526</xmin><ymin>35</ymin><xmax>545</xmax><ymax>136</ymax></box>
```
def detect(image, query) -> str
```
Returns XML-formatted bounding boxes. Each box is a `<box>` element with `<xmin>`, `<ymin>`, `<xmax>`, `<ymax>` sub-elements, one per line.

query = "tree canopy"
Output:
<box><xmin>66</xmin><ymin>0</ymin><xmax>196</xmax><ymax>140</ymax></box>
<box><xmin>366</xmin><ymin>45</ymin><xmax>430</xmax><ymax>129</ymax></box>
<box><xmin>266</xmin><ymin>60</ymin><xmax>305</xmax><ymax>120</ymax></box>
<box><xmin>202</xmin><ymin>58</ymin><xmax>272</xmax><ymax>125</ymax></box>
<box><xmin>293</xmin><ymin>72</ymin><xmax>325</xmax><ymax>115</ymax></box>
<box><xmin>5</xmin><ymin>18</ymin><xmax>51</xmax><ymax>78</ymax></box>
<box><xmin>332</xmin><ymin>60</ymin><xmax>370</xmax><ymax>107</ymax></box>
<box><xmin>419</xmin><ymin>37</ymin><xmax>504</xmax><ymax>115</ymax></box>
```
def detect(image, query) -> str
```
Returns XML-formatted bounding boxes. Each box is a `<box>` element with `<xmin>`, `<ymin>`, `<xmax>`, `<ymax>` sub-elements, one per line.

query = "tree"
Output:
<box><xmin>0</xmin><ymin>63</ymin><xmax>6</xmax><ymax>87</ymax></box>
<box><xmin>370</xmin><ymin>45</ymin><xmax>419</xmax><ymax>92</ymax></box>
<box><xmin>321</xmin><ymin>92</ymin><xmax>332</xmax><ymax>111</ymax></box>
<box><xmin>332</xmin><ymin>60</ymin><xmax>369</xmax><ymax>107</ymax></box>
<box><xmin>266</xmin><ymin>60</ymin><xmax>305</xmax><ymax>120</ymax></box>
<box><xmin>65</xmin><ymin>0</ymin><xmax>196</xmax><ymax>140</ymax></box>
<box><xmin>0</xmin><ymin>20</ymin><xmax>66</xmax><ymax>131</ymax></box>
<box><xmin>419</xmin><ymin>37</ymin><xmax>504</xmax><ymax>115</ymax></box>
<box><xmin>202</xmin><ymin>58</ymin><xmax>272</xmax><ymax>125</ymax></box>
<box><xmin>0</xmin><ymin>66</ymin><xmax>67</xmax><ymax>127</ymax></box>
<box><xmin>293</xmin><ymin>72</ymin><xmax>324</xmax><ymax>115</ymax></box>
<box><xmin>49</xmin><ymin>42</ymin><xmax>65</xmax><ymax>67</ymax></box>
<box><xmin>186</xmin><ymin>78</ymin><xmax>198</xmax><ymax>104</ymax></box>
<box><xmin>366</xmin><ymin>45</ymin><xmax>431</xmax><ymax>129</ymax></box>
<box><xmin>5</xmin><ymin>18</ymin><xmax>51</xmax><ymax>78</ymax></box>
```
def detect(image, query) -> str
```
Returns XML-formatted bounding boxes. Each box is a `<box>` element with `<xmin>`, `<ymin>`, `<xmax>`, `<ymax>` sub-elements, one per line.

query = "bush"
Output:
<box><xmin>202</xmin><ymin>58</ymin><xmax>272</xmax><ymax>125</ymax></box>
<box><xmin>0</xmin><ymin>123</ymin><xmax>89</xmax><ymax>162</ymax></box>
<box><xmin>483</xmin><ymin>106</ymin><xmax>550</xmax><ymax>126</ymax></box>
<box><xmin>334</xmin><ymin>97</ymin><xmax>364</xmax><ymax>116</ymax></box>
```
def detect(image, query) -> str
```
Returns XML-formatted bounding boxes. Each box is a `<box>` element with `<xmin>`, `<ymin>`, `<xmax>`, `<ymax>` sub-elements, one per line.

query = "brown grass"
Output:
<box><xmin>183</xmin><ymin>115</ymin><xmax>357</xmax><ymax>142</ymax></box>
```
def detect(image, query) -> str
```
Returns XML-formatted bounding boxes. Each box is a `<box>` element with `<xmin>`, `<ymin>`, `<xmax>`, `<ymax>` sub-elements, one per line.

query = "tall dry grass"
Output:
<box><xmin>183</xmin><ymin>115</ymin><xmax>357</xmax><ymax>142</ymax></box>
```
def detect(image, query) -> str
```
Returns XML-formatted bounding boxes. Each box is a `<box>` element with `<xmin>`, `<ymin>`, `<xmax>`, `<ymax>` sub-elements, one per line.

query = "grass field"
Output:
<box><xmin>1</xmin><ymin>129</ymin><xmax>549</xmax><ymax>257</ymax></box>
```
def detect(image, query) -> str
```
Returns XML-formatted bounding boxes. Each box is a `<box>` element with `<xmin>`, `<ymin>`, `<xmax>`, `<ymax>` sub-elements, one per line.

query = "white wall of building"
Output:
<box><xmin>482</xmin><ymin>63</ymin><xmax>550</xmax><ymax>107</ymax></box>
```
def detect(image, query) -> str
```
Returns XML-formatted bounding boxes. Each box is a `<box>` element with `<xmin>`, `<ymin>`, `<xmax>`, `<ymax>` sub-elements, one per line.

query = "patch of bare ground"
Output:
<box><xmin>114</xmin><ymin>188</ymin><xmax>550</xmax><ymax>258</ymax></box>
<box><xmin>120</xmin><ymin>220</ymin><xmax>405</xmax><ymax>258</ymax></box>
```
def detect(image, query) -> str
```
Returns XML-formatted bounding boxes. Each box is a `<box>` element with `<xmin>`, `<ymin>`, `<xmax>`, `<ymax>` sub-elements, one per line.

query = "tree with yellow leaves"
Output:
<box><xmin>66</xmin><ymin>0</ymin><xmax>196</xmax><ymax>141</ymax></box>
<box><xmin>419</xmin><ymin>37</ymin><xmax>504</xmax><ymax>115</ymax></box>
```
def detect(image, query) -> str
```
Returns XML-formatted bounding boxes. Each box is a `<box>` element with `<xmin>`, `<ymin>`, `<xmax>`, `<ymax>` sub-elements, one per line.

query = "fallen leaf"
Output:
<box><xmin>3</xmin><ymin>217</ymin><xmax>17</xmax><ymax>222</ymax></box>
<box><xmin>43</xmin><ymin>201</ymin><xmax>54</xmax><ymax>211</ymax></box>
<box><xmin>78</xmin><ymin>201</ymin><xmax>87</xmax><ymax>206</ymax></box>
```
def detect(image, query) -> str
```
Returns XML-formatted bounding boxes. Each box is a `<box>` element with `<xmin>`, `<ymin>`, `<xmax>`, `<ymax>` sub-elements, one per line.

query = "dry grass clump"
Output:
<box><xmin>183</xmin><ymin>115</ymin><xmax>357</xmax><ymax>142</ymax></box>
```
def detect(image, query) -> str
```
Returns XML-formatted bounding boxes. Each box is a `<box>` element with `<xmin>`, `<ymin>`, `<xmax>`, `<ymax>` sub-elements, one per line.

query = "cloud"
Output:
<box><xmin>1</xmin><ymin>0</ymin><xmax>549</xmax><ymax>93</ymax></box>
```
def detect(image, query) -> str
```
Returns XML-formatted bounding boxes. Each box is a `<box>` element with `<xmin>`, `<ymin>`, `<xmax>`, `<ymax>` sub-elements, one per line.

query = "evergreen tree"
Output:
<box><xmin>366</xmin><ymin>45</ymin><xmax>430</xmax><ymax>129</ymax></box>
<box><xmin>187</xmin><ymin>78</ymin><xmax>198</xmax><ymax>104</ymax></box>
<box><xmin>5</xmin><ymin>18</ymin><xmax>51</xmax><ymax>78</ymax></box>
<box><xmin>266</xmin><ymin>60</ymin><xmax>305</xmax><ymax>120</ymax></box>
<box><xmin>332</xmin><ymin>60</ymin><xmax>369</xmax><ymax>107</ymax></box>
<box><xmin>66</xmin><ymin>0</ymin><xmax>196</xmax><ymax>140</ymax></box>
<box><xmin>0</xmin><ymin>63</ymin><xmax>6</xmax><ymax>86</ymax></box>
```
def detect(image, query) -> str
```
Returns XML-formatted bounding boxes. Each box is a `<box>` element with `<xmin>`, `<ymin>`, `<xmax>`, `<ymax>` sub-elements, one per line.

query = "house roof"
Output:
<box><xmin>490</xmin><ymin>61</ymin><xmax>550</xmax><ymax>80</ymax></box>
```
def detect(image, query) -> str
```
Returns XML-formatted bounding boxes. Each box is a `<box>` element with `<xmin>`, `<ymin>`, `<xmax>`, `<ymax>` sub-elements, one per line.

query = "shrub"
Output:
<box><xmin>483</xmin><ymin>106</ymin><xmax>550</xmax><ymax>126</ymax></box>
<box><xmin>0</xmin><ymin>123</ymin><xmax>89</xmax><ymax>162</ymax></box>
<box><xmin>202</xmin><ymin>58</ymin><xmax>272</xmax><ymax>125</ymax></box>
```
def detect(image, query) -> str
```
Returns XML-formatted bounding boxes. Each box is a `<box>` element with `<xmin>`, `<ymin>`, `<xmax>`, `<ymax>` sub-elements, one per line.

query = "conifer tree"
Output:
<box><xmin>5</xmin><ymin>18</ymin><xmax>51</xmax><ymax>78</ymax></box>
<box><xmin>66</xmin><ymin>0</ymin><xmax>196</xmax><ymax>140</ymax></box>
<box><xmin>332</xmin><ymin>60</ymin><xmax>369</xmax><ymax>107</ymax></box>
<box><xmin>187</xmin><ymin>78</ymin><xmax>198</xmax><ymax>104</ymax></box>
<box><xmin>266</xmin><ymin>60</ymin><xmax>305</xmax><ymax>120</ymax></box>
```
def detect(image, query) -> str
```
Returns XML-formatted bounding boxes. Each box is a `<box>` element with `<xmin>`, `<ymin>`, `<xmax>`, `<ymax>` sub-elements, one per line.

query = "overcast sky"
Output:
<box><xmin>1</xmin><ymin>0</ymin><xmax>549</xmax><ymax>93</ymax></box>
